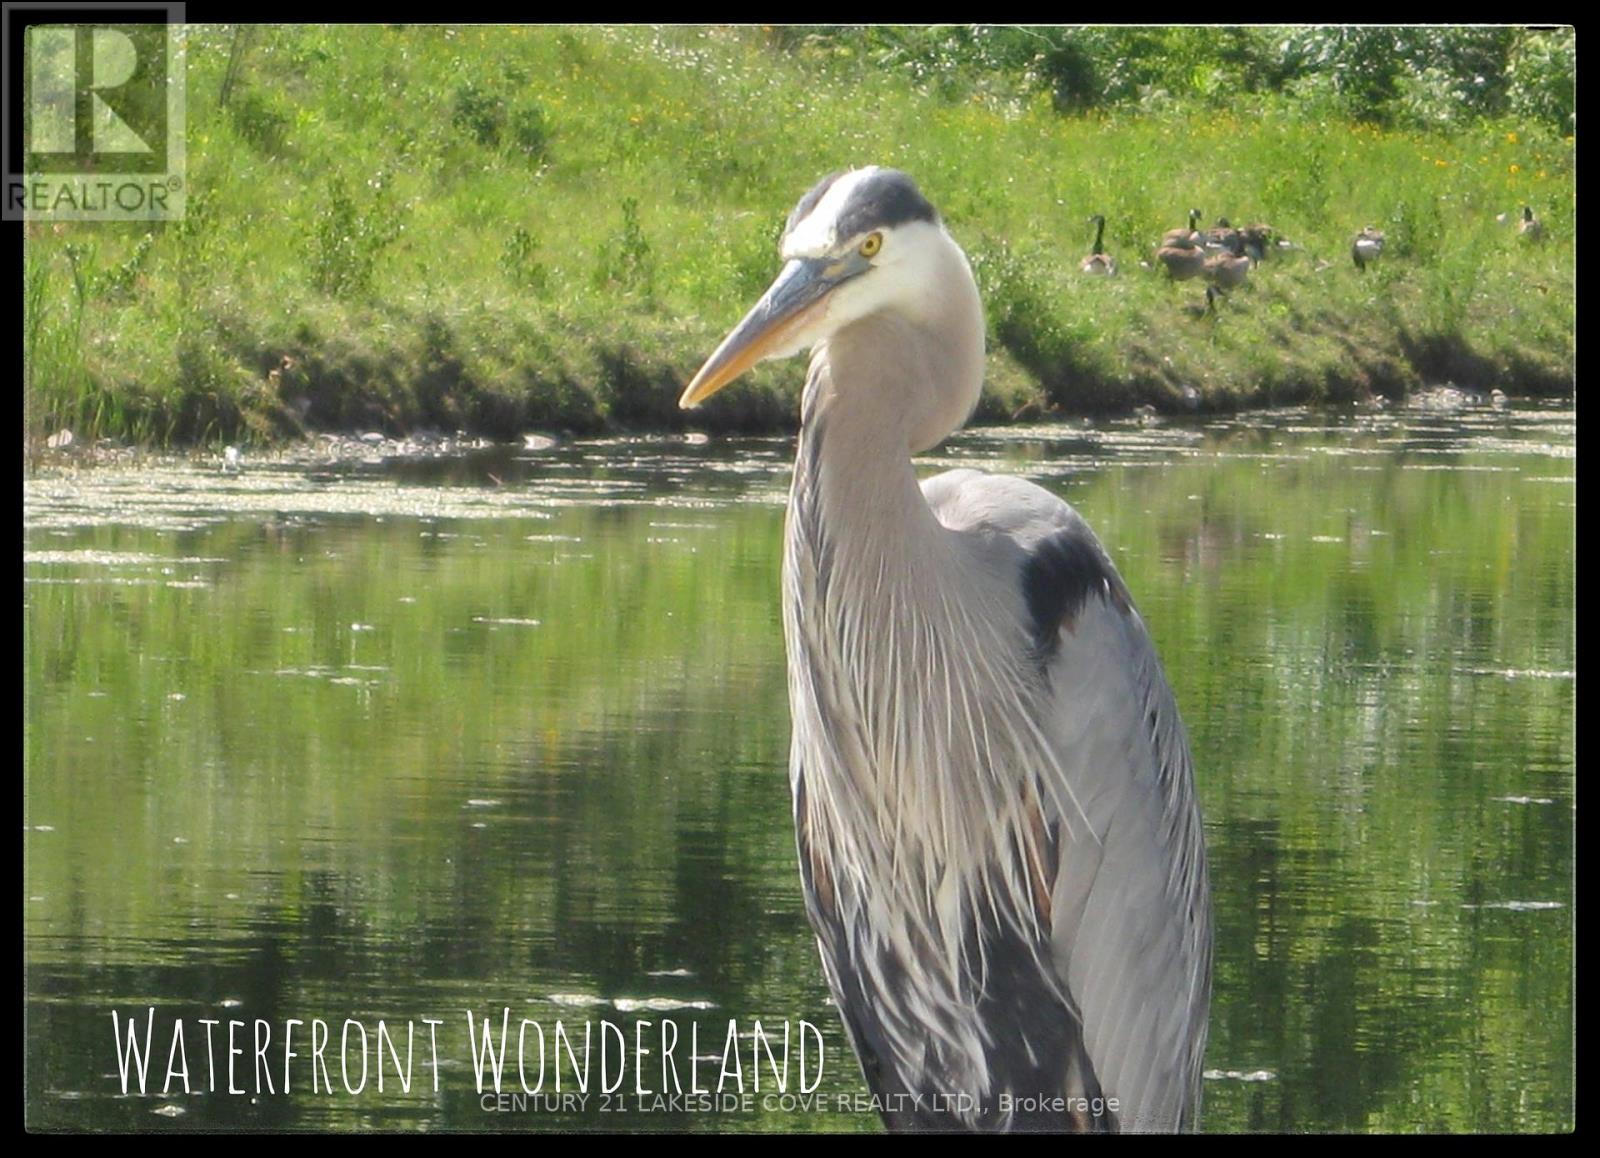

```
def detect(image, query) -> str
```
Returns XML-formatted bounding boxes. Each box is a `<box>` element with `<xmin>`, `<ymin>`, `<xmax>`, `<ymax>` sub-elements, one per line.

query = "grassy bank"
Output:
<box><xmin>22</xmin><ymin>25</ymin><xmax>1575</xmax><ymax>450</ymax></box>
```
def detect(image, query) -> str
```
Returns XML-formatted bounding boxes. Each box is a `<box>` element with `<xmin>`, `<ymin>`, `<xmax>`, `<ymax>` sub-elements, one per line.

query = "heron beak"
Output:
<box><xmin>679</xmin><ymin>255</ymin><xmax>861</xmax><ymax>409</ymax></box>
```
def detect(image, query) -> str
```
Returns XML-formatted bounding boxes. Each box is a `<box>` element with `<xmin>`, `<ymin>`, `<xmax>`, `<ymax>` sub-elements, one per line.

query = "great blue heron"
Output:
<box><xmin>679</xmin><ymin>168</ymin><xmax>1212</xmax><ymax>1133</ymax></box>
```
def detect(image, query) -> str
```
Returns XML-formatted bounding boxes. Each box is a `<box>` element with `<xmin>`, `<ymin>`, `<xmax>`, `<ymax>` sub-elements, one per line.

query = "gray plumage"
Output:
<box><xmin>681</xmin><ymin>167</ymin><xmax>1212</xmax><ymax>1133</ymax></box>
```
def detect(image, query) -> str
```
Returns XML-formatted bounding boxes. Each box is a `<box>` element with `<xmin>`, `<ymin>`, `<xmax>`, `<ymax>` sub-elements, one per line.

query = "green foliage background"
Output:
<box><xmin>21</xmin><ymin>25</ymin><xmax>1576</xmax><ymax>448</ymax></box>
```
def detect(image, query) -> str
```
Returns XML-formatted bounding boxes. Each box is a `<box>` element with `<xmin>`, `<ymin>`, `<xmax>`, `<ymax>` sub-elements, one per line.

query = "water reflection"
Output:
<box><xmin>25</xmin><ymin>405</ymin><xmax>1574</xmax><ymax>1131</ymax></box>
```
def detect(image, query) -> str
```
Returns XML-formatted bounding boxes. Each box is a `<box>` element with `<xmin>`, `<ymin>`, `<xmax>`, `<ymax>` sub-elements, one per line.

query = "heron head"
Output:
<box><xmin>680</xmin><ymin>167</ymin><xmax>972</xmax><ymax>409</ymax></box>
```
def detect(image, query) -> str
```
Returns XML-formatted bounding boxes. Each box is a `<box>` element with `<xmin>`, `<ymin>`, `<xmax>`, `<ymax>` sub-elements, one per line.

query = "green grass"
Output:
<box><xmin>21</xmin><ymin>25</ymin><xmax>1576</xmax><ymax>449</ymax></box>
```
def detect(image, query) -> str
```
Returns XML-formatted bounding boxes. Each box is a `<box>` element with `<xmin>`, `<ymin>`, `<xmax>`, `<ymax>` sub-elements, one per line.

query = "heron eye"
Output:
<box><xmin>858</xmin><ymin>232</ymin><xmax>883</xmax><ymax>258</ymax></box>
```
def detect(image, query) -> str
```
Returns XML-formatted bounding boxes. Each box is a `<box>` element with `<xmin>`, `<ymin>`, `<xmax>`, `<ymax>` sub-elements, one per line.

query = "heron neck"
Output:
<box><xmin>784</xmin><ymin>322</ymin><xmax>1036</xmax><ymax>919</ymax></box>
<box><xmin>795</xmin><ymin>317</ymin><xmax>952</xmax><ymax>557</ymax></box>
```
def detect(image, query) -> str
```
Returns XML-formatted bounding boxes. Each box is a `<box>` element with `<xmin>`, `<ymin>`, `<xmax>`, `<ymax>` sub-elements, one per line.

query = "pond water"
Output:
<box><xmin>24</xmin><ymin>403</ymin><xmax>1574</xmax><ymax>1132</ymax></box>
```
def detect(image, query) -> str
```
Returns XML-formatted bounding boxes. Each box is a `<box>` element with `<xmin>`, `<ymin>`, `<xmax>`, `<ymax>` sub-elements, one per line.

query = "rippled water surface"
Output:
<box><xmin>24</xmin><ymin>404</ymin><xmax>1574</xmax><ymax>1132</ymax></box>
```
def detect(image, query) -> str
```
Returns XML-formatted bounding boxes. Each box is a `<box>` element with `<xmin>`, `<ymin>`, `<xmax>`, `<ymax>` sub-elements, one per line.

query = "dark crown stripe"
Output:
<box><xmin>784</xmin><ymin>168</ymin><xmax>939</xmax><ymax>247</ymax></box>
<box><xmin>836</xmin><ymin>169</ymin><xmax>938</xmax><ymax>240</ymax></box>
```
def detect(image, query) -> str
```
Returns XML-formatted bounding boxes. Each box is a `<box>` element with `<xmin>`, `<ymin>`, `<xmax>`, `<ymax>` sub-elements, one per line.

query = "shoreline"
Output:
<box><xmin>22</xmin><ymin>27</ymin><xmax>1574</xmax><ymax>453</ymax></box>
<box><xmin>24</xmin><ymin>386</ymin><xmax>1566</xmax><ymax>476</ymax></box>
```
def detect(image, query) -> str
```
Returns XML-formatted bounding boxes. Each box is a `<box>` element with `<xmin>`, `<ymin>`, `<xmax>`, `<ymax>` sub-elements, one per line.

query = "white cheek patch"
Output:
<box><xmin>782</xmin><ymin>167</ymin><xmax>884</xmax><ymax>260</ymax></box>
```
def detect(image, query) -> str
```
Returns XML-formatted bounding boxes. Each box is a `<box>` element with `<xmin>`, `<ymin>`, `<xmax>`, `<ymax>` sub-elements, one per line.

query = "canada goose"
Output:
<box><xmin>1158</xmin><ymin>241</ymin><xmax>1208</xmax><ymax>281</ymax></box>
<box><xmin>1352</xmin><ymin>226</ymin><xmax>1385</xmax><ymax>271</ymax></box>
<box><xmin>1239</xmin><ymin>224</ymin><xmax>1276</xmax><ymax>263</ymax></box>
<box><xmin>1162</xmin><ymin>208</ymin><xmax>1203</xmax><ymax>250</ymax></box>
<box><xmin>1201</xmin><ymin>217</ymin><xmax>1241</xmax><ymax>253</ymax></box>
<box><xmin>1079</xmin><ymin>214</ymin><xmax>1116</xmax><ymax>275</ymax></box>
<box><xmin>1519</xmin><ymin>206</ymin><xmax>1544</xmax><ymax>243</ymax></box>
<box><xmin>1204</xmin><ymin>249</ymin><xmax>1251</xmax><ymax>289</ymax></box>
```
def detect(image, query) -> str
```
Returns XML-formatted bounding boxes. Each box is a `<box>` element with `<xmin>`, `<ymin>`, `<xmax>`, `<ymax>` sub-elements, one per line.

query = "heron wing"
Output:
<box><xmin>923</xmin><ymin>469</ymin><xmax>1213</xmax><ymax>1132</ymax></box>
